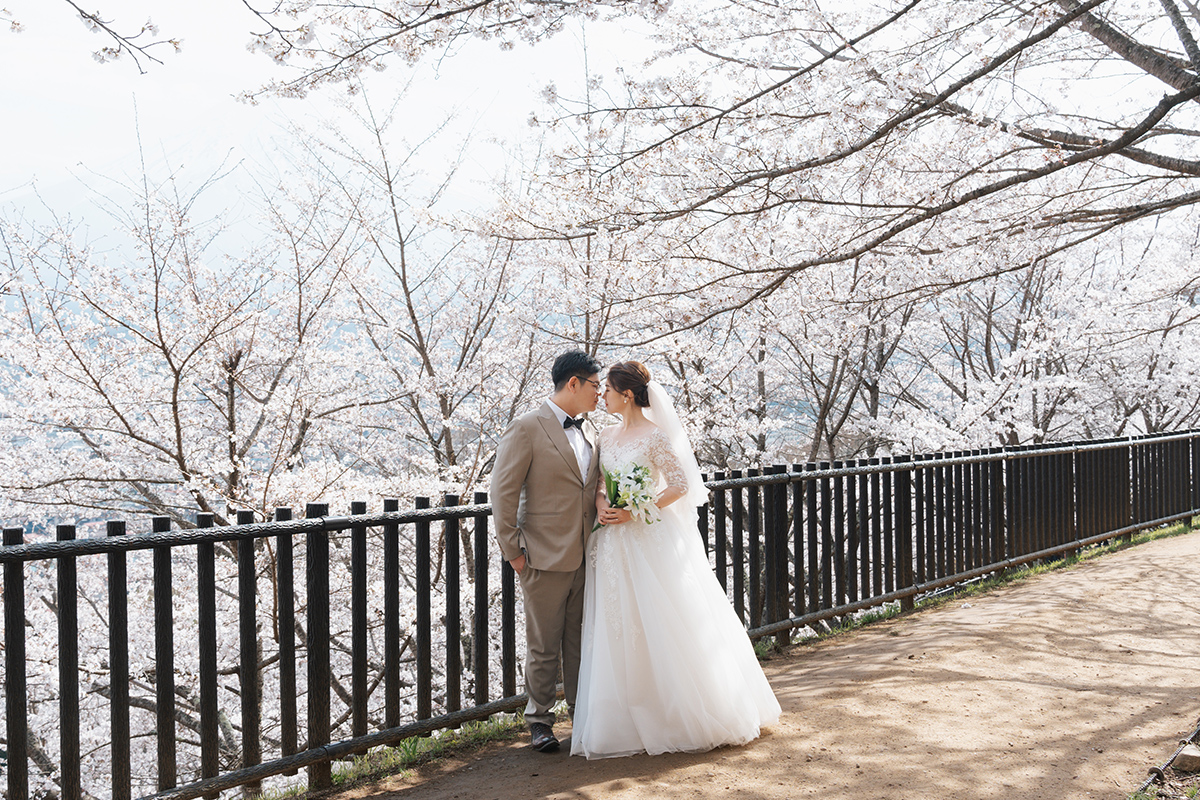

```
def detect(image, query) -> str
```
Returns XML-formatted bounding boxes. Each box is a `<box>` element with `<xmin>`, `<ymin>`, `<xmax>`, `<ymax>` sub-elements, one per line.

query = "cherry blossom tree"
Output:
<box><xmin>32</xmin><ymin>2</ymin><xmax>1200</xmax><ymax>351</ymax></box>
<box><xmin>279</xmin><ymin>89</ymin><xmax>554</xmax><ymax>495</ymax></box>
<box><xmin>0</xmin><ymin>159</ymin><xmax>376</xmax><ymax>528</ymax></box>
<box><xmin>0</xmin><ymin>127</ymin><xmax>542</xmax><ymax>799</ymax></box>
<box><xmin>866</xmin><ymin>218</ymin><xmax>1200</xmax><ymax>451</ymax></box>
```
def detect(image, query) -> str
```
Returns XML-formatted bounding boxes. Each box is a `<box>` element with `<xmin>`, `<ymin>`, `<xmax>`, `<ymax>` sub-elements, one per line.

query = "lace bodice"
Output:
<box><xmin>597</xmin><ymin>426</ymin><xmax>689</xmax><ymax>496</ymax></box>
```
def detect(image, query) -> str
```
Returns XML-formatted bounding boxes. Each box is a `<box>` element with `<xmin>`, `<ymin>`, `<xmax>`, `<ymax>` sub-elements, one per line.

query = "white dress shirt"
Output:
<box><xmin>547</xmin><ymin>399</ymin><xmax>592</xmax><ymax>479</ymax></box>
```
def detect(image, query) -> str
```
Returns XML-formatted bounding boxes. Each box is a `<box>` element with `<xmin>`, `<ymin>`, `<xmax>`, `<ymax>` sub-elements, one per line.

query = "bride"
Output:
<box><xmin>570</xmin><ymin>361</ymin><xmax>781</xmax><ymax>759</ymax></box>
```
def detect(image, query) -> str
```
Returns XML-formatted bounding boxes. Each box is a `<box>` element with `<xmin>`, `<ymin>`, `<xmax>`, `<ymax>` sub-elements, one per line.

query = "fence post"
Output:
<box><xmin>1064</xmin><ymin>449</ymin><xmax>1078</xmax><ymax>558</ymax></box>
<box><xmin>1012</xmin><ymin>449</ymin><xmax>1028</xmax><ymax>559</ymax></box>
<box><xmin>818</xmin><ymin>462</ymin><xmax>833</xmax><ymax>612</ymax></box>
<box><xmin>1192</xmin><ymin>433</ymin><xmax>1200</xmax><ymax>516</ymax></box>
<box><xmin>713</xmin><ymin>472</ymin><xmax>728</xmax><ymax>593</ymax></box>
<box><xmin>501</xmin><ymin>544</ymin><xmax>517</xmax><ymax>699</ymax></box>
<box><xmin>832</xmin><ymin>461</ymin><xmax>846</xmax><ymax>608</ymax></box>
<box><xmin>383</xmin><ymin>498</ymin><xmax>401</xmax><ymax>728</ymax></box>
<box><xmin>152</xmin><ymin>515</ymin><xmax>177</xmax><ymax>790</ymax></box>
<box><xmin>305</xmin><ymin>502</ymin><xmax>331</xmax><ymax>790</ymax></box>
<box><xmin>912</xmin><ymin>455</ymin><xmax>926</xmax><ymax>585</ymax></box>
<box><xmin>932</xmin><ymin>453</ymin><xmax>947</xmax><ymax>579</ymax></box>
<box><xmin>806</xmin><ymin>463</ymin><xmax>819</xmax><ymax>614</ymax></box>
<box><xmin>762</xmin><ymin>468</ymin><xmax>776</xmax><ymax>629</ymax></box>
<box><xmin>990</xmin><ymin>451</ymin><xmax>1005</xmax><ymax>566</ymax></box>
<box><xmin>845</xmin><ymin>461</ymin><xmax>859</xmax><ymax>605</ymax></box>
<box><xmin>1152</xmin><ymin>438</ymin><xmax>1163</xmax><ymax>522</ymax></box>
<box><xmin>445</xmin><ymin>493</ymin><xmax>462</xmax><ymax>716</ymax></box>
<box><xmin>868</xmin><ymin>458</ymin><xmax>883</xmax><ymax>597</ymax></box>
<box><xmin>896</xmin><ymin>457</ymin><xmax>914</xmax><ymax>612</ymax></box>
<box><xmin>791</xmin><ymin>465</ymin><xmax>806</xmax><ymax>619</ymax></box>
<box><xmin>473</xmin><ymin>491</ymin><xmax>490</xmax><ymax>707</ymax></box>
<box><xmin>1172</xmin><ymin>438</ymin><xmax>1184</xmax><ymax>517</ymax></box>
<box><xmin>1039</xmin><ymin>450</ymin><xmax>1053</xmax><ymax>556</ymax></box>
<box><xmin>966</xmin><ymin>453</ymin><xmax>979</xmax><ymax>570</ymax></box>
<box><xmin>772</xmin><ymin>465</ymin><xmax>789</xmax><ymax>648</ymax></box>
<box><xmin>107</xmin><ymin>520</ymin><xmax>131</xmax><ymax>800</ymax></box>
<box><xmin>415</xmin><ymin>497</ymin><xmax>433</xmax><ymax>720</ymax></box>
<box><xmin>748</xmin><ymin>468</ymin><xmax>762</xmax><ymax>628</ymax></box>
<box><xmin>1178</xmin><ymin>436</ymin><xmax>1190</xmax><ymax>518</ymax></box>
<box><xmin>236</xmin><ymin>510</ymin><xmax>261</xmax><ymax>796</ymax></box>
<box><xmin>351</xmin><ymin>501</ymin><xmax>369</xmax><ymax>748</ymax></box>
<box><xmin>880</xmin><ymin>457</ymin><xmax>894</xmax><ymax>594</ymax></box>
<box><xmin>55</xmin><ymin>524</ymin><xmax>82</xmax><ymax>800</ymax></box>
<box><xmin>4</xmin><ymin>527</ymin><xmax>29</xmax><ymax>800</ymax></box>
<box><xmin>857</xmin><ymin>464</ymin><xmax>870</xmax><ymax>599</ymax></box>
<box><xmin>952</xmin><ymin>454</ymin><xmax>965</xmax><ymax>575</ymax></box>
<box><xmin>731</xmin><ymin>470</ymin><xmax>746</xmax><ymax>624</ymax></box>
<box><xmin>1119</xmin><ymin>438</ymin><xmax>1129</xmax><ymax>535</ymax></box>
<box><xmin>195</xmin><ymin>513</ymin><xmax>219</xmax><ymax>798</ymax></box>
<box><xmin>274</xmin><ymin>507</ymin><xmax>298</xmax><ymax>772</ymax></box>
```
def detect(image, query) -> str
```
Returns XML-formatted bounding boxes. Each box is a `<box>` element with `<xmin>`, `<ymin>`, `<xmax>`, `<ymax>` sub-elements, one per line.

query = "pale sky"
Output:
<box><xmin>3</xmin><ymin>4</ymin><xmax>280</xmax><ymax>196</ymax></box>
<box><xmin>1</xmin><ymin>2</ymin><xmax>646</xmax><ymax>211</ymax></box>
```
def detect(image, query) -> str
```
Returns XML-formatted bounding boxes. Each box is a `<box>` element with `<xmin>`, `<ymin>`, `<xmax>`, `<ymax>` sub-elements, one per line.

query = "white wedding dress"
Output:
<box><xmin>570</xmin><ymin>425</ymin><xmax>781</xmax><ymax>759</ymax></box>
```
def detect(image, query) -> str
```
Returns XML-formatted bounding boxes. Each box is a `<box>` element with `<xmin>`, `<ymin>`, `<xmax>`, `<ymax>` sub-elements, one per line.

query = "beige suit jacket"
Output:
<box><xmin>490</xmin><ymin>401</ymin><xmax>600</xmax><ymax>572</ymax></box>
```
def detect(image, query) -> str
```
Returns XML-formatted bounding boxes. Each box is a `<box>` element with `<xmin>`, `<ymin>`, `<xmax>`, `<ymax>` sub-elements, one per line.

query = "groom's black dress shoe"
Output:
<box><xmin>529</xmin><ymin>723</ymin><xmax>559</xmax><ymax>753</ymax></box>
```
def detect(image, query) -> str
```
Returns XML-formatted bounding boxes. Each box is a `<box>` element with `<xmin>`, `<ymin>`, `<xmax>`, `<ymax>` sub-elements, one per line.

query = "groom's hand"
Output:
<box><xmin>509</xmin><ymin>554</ymin><xmax>527</xmax><ymax>575</ymax></box>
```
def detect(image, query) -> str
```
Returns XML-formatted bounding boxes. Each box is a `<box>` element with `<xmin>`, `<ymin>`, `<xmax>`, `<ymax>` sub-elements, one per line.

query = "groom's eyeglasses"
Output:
<box><xmin>581</xmin><ymin>378</ymin><xmax>601</xmax><ymax>393</ymax></box>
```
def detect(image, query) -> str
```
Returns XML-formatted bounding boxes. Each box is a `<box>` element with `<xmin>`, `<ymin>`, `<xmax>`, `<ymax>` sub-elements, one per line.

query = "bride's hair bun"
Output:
<box><xmin>606</xmin><ymin>361</ymin><xmax>652</xmax><ymax>407</ymax></box>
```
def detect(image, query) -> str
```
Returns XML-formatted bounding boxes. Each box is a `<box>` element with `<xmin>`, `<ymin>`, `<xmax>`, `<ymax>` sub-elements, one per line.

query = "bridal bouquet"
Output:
<box><xmin>594</xmin><ymin>462</ymin><xmax>661</xmax><ymax>531</ymax></box>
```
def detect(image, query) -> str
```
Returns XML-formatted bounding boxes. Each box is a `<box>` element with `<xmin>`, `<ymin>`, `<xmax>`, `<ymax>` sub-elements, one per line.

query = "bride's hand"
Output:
<box><xmin>598</xmin><ymin>506</ymin><xmax>632</xmax><ymax>526</ymax></box>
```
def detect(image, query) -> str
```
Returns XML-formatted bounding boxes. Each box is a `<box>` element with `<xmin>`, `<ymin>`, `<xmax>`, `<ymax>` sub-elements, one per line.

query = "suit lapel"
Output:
<box><xmin>537</xmin><ymin>403</ymin><xmax>583</xmax><ymax>483</ymax></box>
<box><xmin>583</xmin><ymin>423</ymin><xmax>600</xmax><ymax>484</ymax></box>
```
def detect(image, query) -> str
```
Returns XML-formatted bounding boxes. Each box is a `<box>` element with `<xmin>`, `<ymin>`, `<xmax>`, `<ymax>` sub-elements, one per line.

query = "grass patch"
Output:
<box><xmin>331</xmin><ymin>713</ymin><xmax>525</xmax><ymax>788</ymax></box>
<box><xmin>258</xmin><ymin>784</ymin><xmax>309</xmax><ymax>800</ymax></box>
<box><xmin>752</xmin><ymin>637</ymin><xmax>776</xmax><ymax>659</ymax></box>
<box><xmin>257</xmin><ymin>712</ymin><xmax>526</xmax><ymax>799</ymax></box>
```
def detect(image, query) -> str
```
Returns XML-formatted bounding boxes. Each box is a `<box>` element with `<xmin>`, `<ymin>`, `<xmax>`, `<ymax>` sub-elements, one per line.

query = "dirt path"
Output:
<box><xmin>334</xmin><ymin>532</ymin><xmax>1200</xmax><ymax>800</ymax></box>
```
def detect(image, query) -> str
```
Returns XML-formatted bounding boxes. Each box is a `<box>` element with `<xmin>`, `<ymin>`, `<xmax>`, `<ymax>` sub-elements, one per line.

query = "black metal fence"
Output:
<box><xmin>2</xmin><ymin>430</ymin><xmax>1198</xmax><ymax>800</ymax></box>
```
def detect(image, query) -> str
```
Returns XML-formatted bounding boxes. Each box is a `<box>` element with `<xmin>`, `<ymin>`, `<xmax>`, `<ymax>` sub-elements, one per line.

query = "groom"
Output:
<box><xmin>491</xmin><ymin>350</ymin><xmax>602</xmax><ymax>753</ymax></box>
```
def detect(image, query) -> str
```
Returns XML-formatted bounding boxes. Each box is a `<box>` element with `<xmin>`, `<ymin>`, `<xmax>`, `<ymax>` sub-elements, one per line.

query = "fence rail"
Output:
<box><xmin>2</xmin><ymin>430</ymin><xmax>1198</xmax><ymax>800</ymax></box>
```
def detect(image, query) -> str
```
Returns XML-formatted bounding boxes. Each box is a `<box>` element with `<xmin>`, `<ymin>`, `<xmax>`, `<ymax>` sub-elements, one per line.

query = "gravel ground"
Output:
<box><xmin>327</xmin><ymin>530</ymin><xmax>1200</xmax><ymax>800</ymax></box>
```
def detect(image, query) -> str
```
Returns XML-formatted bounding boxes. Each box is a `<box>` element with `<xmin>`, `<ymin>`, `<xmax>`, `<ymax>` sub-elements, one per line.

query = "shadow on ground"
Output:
<box><xmin>331</xmin><ymin>533</ymin><xmax>1200</xmax><ymax>800</ymax></box>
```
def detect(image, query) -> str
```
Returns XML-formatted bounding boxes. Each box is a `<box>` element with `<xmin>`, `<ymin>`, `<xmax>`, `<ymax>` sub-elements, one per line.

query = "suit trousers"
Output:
<box><xmin>518</xmin><ymin>563</ymin><xmax>586</xmax><ymax>727</ymax></box>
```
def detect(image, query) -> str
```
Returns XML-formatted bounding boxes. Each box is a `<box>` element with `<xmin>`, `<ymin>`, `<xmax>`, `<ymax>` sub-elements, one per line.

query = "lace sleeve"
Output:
<box><xmin>645</xmin><ymin>428</ymin><xmax>689</xmax><ymax>494</ymax></box>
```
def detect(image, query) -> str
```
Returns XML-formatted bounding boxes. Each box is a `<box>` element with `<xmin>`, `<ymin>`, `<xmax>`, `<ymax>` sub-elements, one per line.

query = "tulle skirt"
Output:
<box><xmin>570</xmin><ymin>510</ymin><xmax>781</xmax><ymax>759</ymax></box>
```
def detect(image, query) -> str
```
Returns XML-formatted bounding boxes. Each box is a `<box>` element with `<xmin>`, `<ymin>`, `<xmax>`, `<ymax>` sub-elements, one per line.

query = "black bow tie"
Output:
<box><xmin>563</xmin><ymin>416</ymin><xmax>584</xmax><ymax>430</ymax></box>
